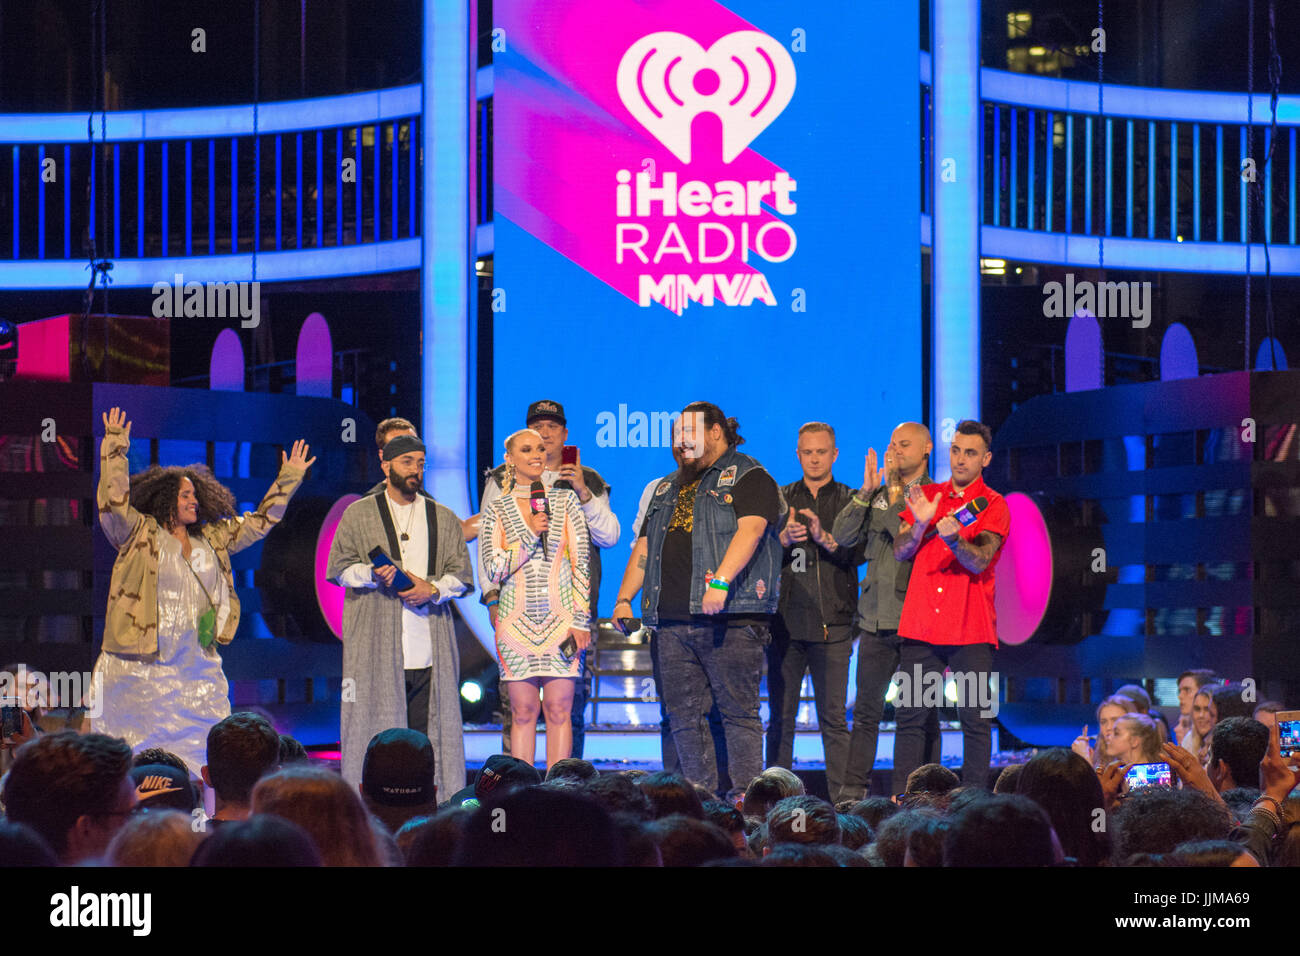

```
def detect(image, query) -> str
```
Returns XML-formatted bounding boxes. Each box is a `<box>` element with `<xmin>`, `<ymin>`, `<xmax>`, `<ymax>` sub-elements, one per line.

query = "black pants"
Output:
<box><xmin>764</xmin><ymin>624</ymin><xmax>853</xmax><ymax>801</ymax></box>
<box><xmin>892</xmin><ymin>640</ymin><xmax>994</xmax><ymax>790</ymax></box>
<box><xmin>842</xmin><ymin>629</ymin><xmax>941</xmax><ymax>799</ymax></box>
<box><xmin>405</xmin><ymin>667</ymin><xmax>431</xmax><ymax>737</ymax></box>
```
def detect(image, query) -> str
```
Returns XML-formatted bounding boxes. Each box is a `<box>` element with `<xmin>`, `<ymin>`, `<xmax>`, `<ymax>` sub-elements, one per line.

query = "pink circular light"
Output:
<box><xmin>995</xmin><ymin>492</ymin><xmax>1054</xmax><ymax>646</ymax></box>
<box><xmin>315</xmin><ymin>494</ymin><xmax>362</xmax><ymax>639</ymax></box>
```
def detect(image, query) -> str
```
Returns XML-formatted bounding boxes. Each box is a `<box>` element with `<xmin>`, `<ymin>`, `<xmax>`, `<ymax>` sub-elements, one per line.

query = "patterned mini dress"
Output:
<box><xmin>480</xmin><ymin>486</ymin><xmax>590</xmax><ymax>680</ymax></box>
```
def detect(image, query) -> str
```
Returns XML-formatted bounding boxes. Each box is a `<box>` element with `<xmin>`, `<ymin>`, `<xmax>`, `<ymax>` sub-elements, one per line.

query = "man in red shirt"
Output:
<box><xmin>891</xmin><ymin>420</ymin><xmax>1010</xmax><ymax>789</ymax></box>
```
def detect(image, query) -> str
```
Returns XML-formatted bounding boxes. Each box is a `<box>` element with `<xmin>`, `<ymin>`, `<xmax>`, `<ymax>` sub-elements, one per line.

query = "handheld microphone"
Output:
<box><xmin>954</xmin><ymin>496</ymin><xmax>989</xmax><ymax>527</ymax></box>
<box><xmin>530</xmin><ymin>480</ymin><xmax>550</xmax><ymax>551</ymax></box>
<box><xmin>921</xmin><ymin>496</ymin><xmax>988</xmax><ymax>543</ymax></box>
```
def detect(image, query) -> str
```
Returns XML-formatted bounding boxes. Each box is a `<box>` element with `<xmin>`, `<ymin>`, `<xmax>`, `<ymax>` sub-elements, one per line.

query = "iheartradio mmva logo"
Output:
<box><xmin>616</xmin><ymin>31</ymin><xmax>796</xmax><ymax>163</ymax></box>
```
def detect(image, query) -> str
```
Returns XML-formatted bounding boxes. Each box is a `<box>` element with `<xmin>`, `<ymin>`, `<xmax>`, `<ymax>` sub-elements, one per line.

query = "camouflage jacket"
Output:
<box><xmin>97</xmin><ymin>424</ymin><xmax>305</xmax><ymax>656</ymax></box>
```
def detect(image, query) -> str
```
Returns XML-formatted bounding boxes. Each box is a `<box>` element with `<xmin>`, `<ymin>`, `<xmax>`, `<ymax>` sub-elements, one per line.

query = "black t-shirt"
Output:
<box><xmin>640</xmin><ymin>468</ymin><xmax>780</xmax><ymax>623</ymax></box>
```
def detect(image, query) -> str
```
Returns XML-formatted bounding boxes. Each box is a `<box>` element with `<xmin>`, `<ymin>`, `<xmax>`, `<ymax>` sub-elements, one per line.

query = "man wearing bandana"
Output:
<box><xmin>327</xmin><ymin>435</ymin><xmax>475</xmax><ymax>797</ymax></box>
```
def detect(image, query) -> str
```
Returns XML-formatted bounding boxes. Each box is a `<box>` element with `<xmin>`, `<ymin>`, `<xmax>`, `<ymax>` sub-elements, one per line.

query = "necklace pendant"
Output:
<box><xmin>400</xmin><ymin>533</ymin><xmax>410</xmax><ymax>542</ymax></box>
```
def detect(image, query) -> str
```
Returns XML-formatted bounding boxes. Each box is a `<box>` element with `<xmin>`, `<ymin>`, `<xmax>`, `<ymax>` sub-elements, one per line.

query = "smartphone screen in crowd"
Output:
<box><xmin>1124</xmin><ymin>761</ymin><xmax>1173</xmax><ymax>791</ymax></box>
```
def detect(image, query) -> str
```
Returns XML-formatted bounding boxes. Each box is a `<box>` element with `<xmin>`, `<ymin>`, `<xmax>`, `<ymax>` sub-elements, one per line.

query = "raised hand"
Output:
<box><xmin>1259</xmin><ymin>718</ymin><xmax>1300</xmax><ymax>802</ymax></box>
<box><xmin>798</xmin><ymin>507</ymin><xmax>829</xmax><ymax>547</ymax></box>
<box><xmin>906</xmin><ymin>484</ymin><xmax>939</xmax><ymax>526</ymax></box>
<box><xmin>783</xmin><ymin>506</ymin><xmax>808</xmax><ymax>544</ymax></box>
<box><xmin>102</xmin><ymin>407</ymin><xmax>132</xmax><ymax>439</ymax></box>
<box><xmin>282</xmin><ymin>439</ymin><xmax>317</xmax><ymax>471</ymax></box>
<box><xmin>862</xmin><ymin>448</ymin><xmax>886</xmax><ymax>494</ymax></box>
<box><xmin>527</xmin><ymin>510</ymin><xmax>549</xmax><ymax>538</ymax></box>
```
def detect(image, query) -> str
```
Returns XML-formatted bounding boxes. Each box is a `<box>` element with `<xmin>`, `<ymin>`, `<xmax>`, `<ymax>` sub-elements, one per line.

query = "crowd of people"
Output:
<box><xmin>2</xmin><ymin>702</ymin><xmax>1297</xmax><ymax>867</ymax></box>
<box><xmin>2</xmin><ymin>399</ymin><xmax>1292</xmax><ymax>867</ymax></box>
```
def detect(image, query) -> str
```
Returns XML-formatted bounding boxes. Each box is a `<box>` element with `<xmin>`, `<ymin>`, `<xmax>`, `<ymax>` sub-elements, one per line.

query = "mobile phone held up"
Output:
<box><xmin>1124</xmin><ymin>761</ymin><xmax>1173</xmax><ymax>791</ymax></box>
<box><xmin>369</xmin><ymin>546</ymin><xmax>415</xmax><ymax>592</ymax></box>
<box><xmin>1277</xmin><ymin>711</ymin><xmax>1300</xmax><ymax>758</ymax></box>
<box><xmin>561</xmin><ymin>445</ymin><xmax>578</xmax><ymax>466</ymax></box>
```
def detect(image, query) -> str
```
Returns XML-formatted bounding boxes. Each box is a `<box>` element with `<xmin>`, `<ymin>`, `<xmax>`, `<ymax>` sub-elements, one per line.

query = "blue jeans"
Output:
<box><xmin>656</xmin><ymin>620</ymin><xmax>768</xmax><ymax>794</ymax></box>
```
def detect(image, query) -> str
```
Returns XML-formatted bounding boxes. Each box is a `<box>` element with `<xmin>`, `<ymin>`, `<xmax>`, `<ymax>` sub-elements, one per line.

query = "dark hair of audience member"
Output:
<box><xmin>611</xmin><ymin>815</ymin><xmax>663</xmax><ymax>866</ymax></box>
<box><xmin>904</xmin><ymin>814</ymin><xmax>949</xmax><ymax>867</ymax></box>
<box><xmin>1220</xmin><ymin>788</ymin><xmax>1262</xmax><ymax>825</ymax></box>
<box><xmin>0</xmin><ymin>821</ymin><xmax>58</xmax><ymax>866</ymax></box>
<box><xmin>761</xmin><ymin>843</ymin><xmax>838</xmax><ymax>867</ymax></box>
<box><xmin>873</xmin><ymin>810</ymin><xmax>934</xmax><ymax>867</ymax></box>
<box><xmin>1212</xmin><ymin>683</ymin><xmax>1255</xmax><ymax>722</ymax></box>
<box><xmin>0</xmin><ymin>731</ymin><xmax>132</xmax><ymax>860</ymax></box>
<box><xmin>1122</xmin><ymin>852</ymin><xmax>1168</xmax><ymax>867</ymax></box>
<box><xmin>702</xmin><ymin>800</ymin><xmax>746</xmax><ymax>838</ymax></box>
<box><xmin>646</xmin><ymin>815</ymin><xmax>737</xmax><ymax>866</ymax></box>
<box><xmin>1015</xmin><ymin>747</ymin><xmax>1110</xmax><ymax>867</ymax></box>
<box><xmin>190</xmin><ymin>814</ymin><xmax>323</xmax><ymax>867</ymax></box>
<box><xmin>836</xmin><ymin>813</ymin><xmax>873</xmax><ymax>850</ymax></box>
<box><xmin>766</xmin><ymin>795</ymin><xmax>840</xmax><ymax>847</ymax></box>
<box><xmin>545</xmin><ymin>757</ymin><xmax>598</xmax><ymax>783</ymax></box>
<box><xmin>400</xmin><ymin>805</ymin><xmax>472</xmax><ymax>866</ymax></box>
<box><xmin>1110</xmin><ymin>788</ymin><xmax>1232</xmax><ymax>863</ymax></box>
<box><xmin>106</xmin><ymin>809</ymin><xmax>207</xmax><ymax>867</ymax></box>
<box><xmin>453</xmin><ymin>787</ymin><xmax>624</xmax><ymax>866</ymax></box>
<box><xmin>1209</xmin><ymin>717</ymin><xmax>1269</xmax><ymax>789</ymax></box>
<box><xmin>945</xmin><ymin>787</ymin><xmax>987</xmax><ymax>815</ymax></box>
<box><xmin>278</xmin><ymin>734</ymin><xmax>310</xmax><ymax>766</ymax></box>
<box><xmin>205</xmin><ymin>712</ymin><xmax>281</xmax><ymax>805</ymax></box>
<box><xmin>251</xmin><ymin>765</ymin><xmax>384</xmax><ymax>866</ymax></box>
<box><xmin>993</xmin><ymin>764</ymin><xmax>1023</xmax><ymax>794</ymax></box>
<box><xmin>741</xmin><ymin>774</ymin><xmax>786</xmax><ymax>819</ymax></box>
<box><xmin>1165</xmin><ymin>839</ymin><xmax>1257</xmax><ymax>867</ymax></box>
<box><xmin>944</xmin><ymin>794</ymin><xmax>1057</xmax><ymax>867</ymax></box>
<box><xmin>132</xmin><ymin>748</ymin><xmax>190</xmax><ymax>774</ymax></box>
<box><xmin>582</xmin><ymin>772</ymin><xmax>653</xmax><ymax>821</ymax></box>
<box><xmin>823</xmin><ymin>844</ymin><xmax>872</xmax><ymax>867</ymax></box>
<box><xmin>848</xmin><ymin>795</ymin><xmax>900</xmax><ymax>830</ymax></box>
<box><xmin>637</xmin><ymin>771</ymin><xmax>705</xmax><ymax>820</ymax></box>
<box><xmin>904</xmin><ymin>762</ymin><xmax>960</xmax><ymax>796</ymax></box>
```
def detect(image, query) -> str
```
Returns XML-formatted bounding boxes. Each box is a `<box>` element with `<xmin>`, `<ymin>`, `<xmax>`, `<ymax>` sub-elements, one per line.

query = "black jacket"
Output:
<box><xmin>776</xmin><ymin>478</ymin><xmax>867</xmax><ymax>641</ymax></box>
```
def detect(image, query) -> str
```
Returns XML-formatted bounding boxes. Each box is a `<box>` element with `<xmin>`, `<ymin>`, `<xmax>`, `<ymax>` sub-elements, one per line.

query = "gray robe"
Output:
<box><xmin>326</xmin><ymin>493</ymin><xmax>474</xmax><ymax>799</ymax></box>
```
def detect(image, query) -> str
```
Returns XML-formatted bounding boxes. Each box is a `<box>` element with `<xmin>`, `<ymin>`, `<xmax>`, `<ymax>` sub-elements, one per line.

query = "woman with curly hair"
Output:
<box><xmin>93</xmin><ymin>407</ymin><xmax>314</xmax><ymax>771</ymax></box>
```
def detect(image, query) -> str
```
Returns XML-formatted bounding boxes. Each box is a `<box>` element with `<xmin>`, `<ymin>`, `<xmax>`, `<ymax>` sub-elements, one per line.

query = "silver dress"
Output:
<box><xmin>92</xmin><ymin>533</ymin><xmax>232</xmax><ymax>773</ymax></box>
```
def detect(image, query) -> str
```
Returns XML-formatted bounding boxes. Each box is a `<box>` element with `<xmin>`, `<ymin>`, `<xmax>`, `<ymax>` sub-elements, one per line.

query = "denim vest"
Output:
<box><xmin>641</xmin><ymin>447</ymin><xmax>783</xmax><ymax>626</ymax></box>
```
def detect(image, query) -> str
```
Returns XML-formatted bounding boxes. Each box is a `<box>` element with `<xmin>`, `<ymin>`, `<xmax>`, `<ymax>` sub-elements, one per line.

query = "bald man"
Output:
<box><xmin>831</xmin><ymin>422</ymin><xmax>935</xmax><ymax>800</ymax></box>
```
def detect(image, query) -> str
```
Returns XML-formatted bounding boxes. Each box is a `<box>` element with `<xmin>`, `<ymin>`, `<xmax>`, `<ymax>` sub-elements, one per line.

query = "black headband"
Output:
<box><xmin>383</xmin><ymin>435</ymin><xmax>427</xmax><ymax>461</ymax></box>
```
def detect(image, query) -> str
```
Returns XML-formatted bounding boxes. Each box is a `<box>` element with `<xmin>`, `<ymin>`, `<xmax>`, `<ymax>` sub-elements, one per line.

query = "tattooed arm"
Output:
<box><xmin>613</xmin><ymin>535</ymin><xmax>649</xmax><ymax>623</ymax></box>
<box><xmin>937</xmin><ymin>518</ymin><xmax>1005</xmax><ymax>574</ymax></box>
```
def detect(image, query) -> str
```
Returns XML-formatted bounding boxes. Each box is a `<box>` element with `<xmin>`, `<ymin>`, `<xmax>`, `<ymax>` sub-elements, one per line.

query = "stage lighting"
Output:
<box><xmin>995</xmin><ymin>492</ymin><xmax>1109</xmax><ymax>645</ymax></box>
<box><xmin>459</xmin><ymin>663</ymin><xmax>500</xmax><ymax>724</ymax></box>
<box><xmin>0</xmin><ymin>319</ymin><xmax>15</xmax><ymax>382</ymax></box>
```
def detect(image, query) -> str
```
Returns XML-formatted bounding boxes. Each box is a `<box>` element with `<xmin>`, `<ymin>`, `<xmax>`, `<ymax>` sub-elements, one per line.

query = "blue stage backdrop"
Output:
<box><xmin>494</xmin><ymin>0</ymin><xmax>921</xmax><ymax>612</ymax></box>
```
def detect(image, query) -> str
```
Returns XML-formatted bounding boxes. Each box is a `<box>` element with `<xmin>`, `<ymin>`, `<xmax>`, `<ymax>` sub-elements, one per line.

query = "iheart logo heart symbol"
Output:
<box><xmin>616</xmin><ymin>30</ymin><xmax>796</xmax><ymax>164</ymax></box>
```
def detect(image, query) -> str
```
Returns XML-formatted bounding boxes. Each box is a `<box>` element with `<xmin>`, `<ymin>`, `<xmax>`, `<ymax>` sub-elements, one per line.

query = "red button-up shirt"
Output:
<box><xmin>897</xmin><ymin>475</ymin><xmax>1010</xmax><ymax>647</ymax></box>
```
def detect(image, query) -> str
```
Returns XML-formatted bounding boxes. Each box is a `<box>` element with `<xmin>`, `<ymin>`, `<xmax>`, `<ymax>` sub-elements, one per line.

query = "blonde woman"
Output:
<box><xmin>1181</xmin><ymin>687</ymin><xmax>1217</xmax><ymax>767</ymax></box>
<box><xmin>1071</xmin><ymin>694</ymin><xmax>1138</xmax><ymax>768</ymax></box>
<box><xmin>1109</xmin><ymin>713</ymin><xmax>1164</xmax><ymax>765</ymax></box>
<box><xmin>479</xmin><ymin>429</ymin><xmax>590</xmax><ymax>769</ymax></box>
